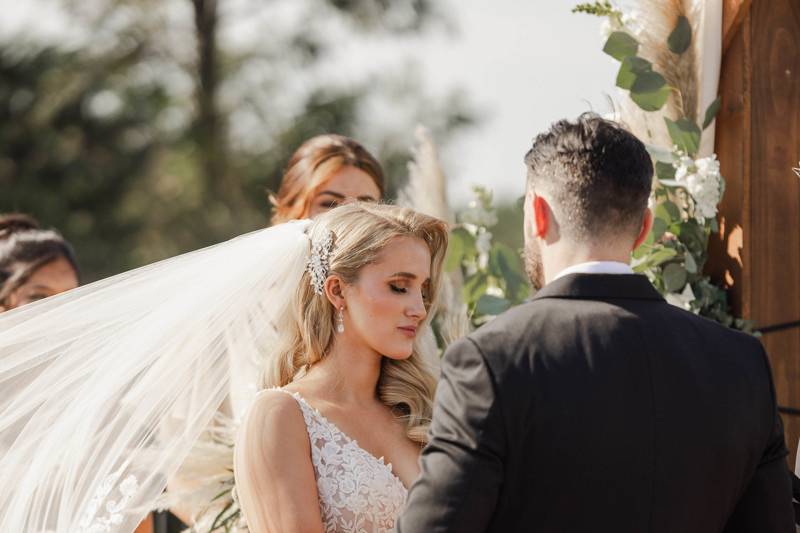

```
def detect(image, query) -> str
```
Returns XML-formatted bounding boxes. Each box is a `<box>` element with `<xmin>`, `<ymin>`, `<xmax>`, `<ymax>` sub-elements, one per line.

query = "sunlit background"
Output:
<box><xmin>0</xmin><ymin>0</ymin><xmax>616</xmax><ymax>281</ymax></box>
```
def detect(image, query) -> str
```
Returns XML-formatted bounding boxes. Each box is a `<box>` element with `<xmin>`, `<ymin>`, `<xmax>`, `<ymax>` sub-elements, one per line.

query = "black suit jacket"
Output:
<box><xmin>397</xmin><ymin>273</ymin><xmax>794</xmax><ymax>533</ymax></box>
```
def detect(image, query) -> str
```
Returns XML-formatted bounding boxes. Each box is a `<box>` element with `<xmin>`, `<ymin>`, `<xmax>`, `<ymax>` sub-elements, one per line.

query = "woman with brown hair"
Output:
<box><xmin>0</xmin><ymin>213</ymin><xmax>79</xmax><ymax>312</ymax></box>
<box><xmin>270</xmin><ymin>134</ymin><xmax>385</xmax><ymax>224</ymax></box>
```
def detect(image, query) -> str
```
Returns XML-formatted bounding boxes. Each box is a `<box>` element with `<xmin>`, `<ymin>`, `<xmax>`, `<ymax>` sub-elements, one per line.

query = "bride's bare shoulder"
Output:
<box><xmin>240</xmin><ymin>389</ymin><xmax>308</xmax><ymax>447</ymax></box>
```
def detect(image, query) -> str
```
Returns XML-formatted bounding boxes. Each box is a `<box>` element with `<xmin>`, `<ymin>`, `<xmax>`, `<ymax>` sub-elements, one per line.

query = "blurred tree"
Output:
<box><xmin>1</xmin><ymin>0</ymin><xmax>475</xmax><ymax>280</ymax></box>
<box><xmin>0</xmin><ymin>43</ymin><xmax>171</xmax><ymax>277</ymax></box>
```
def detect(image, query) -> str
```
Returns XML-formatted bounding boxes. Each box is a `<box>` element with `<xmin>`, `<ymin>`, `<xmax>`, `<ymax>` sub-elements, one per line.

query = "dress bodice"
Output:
<box><xmin>279</xmin><ymin>390</ymin><xmax>408</xmax><ymax>533</ymax></box>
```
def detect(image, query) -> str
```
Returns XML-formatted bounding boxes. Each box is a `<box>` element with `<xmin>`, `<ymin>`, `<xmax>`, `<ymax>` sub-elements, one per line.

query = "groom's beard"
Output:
<box><xmin>524</xmin><ymin>240</ymin><xmax>544</xmax><ymax>291</ymax></box>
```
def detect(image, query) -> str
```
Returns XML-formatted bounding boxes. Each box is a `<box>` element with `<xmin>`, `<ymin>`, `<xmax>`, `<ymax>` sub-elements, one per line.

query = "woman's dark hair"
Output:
<box><xmin>0</xmin><ymin>213</ymin><xmax>80</xmax><ymax>305</ymax></box>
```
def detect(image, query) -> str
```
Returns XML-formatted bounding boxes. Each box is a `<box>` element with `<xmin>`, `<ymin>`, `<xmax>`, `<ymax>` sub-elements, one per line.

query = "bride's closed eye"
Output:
<box><xmin>389</xmin><ymin>283</ymin><xmax>407</xmax><ymax>294</ymax></box>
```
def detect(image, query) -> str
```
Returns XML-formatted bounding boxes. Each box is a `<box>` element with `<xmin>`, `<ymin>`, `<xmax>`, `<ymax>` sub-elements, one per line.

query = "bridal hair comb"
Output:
<box><xmin>306</xmin><ymin>228</ymin><xmax>334</xmax><ymax>295</ymax></box>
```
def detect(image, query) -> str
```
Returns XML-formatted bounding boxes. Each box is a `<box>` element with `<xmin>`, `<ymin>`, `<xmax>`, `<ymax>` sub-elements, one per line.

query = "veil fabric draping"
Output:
<box><xmin>0</xmin><ymin>220</ymin><xmax>312</xmax><ymax>532</ymax></box>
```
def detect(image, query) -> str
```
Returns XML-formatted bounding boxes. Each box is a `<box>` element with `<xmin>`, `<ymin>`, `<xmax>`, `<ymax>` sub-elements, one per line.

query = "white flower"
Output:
<box><xmin>485</xmin><ymin>285</ymin><xmax>504</xmax><ymax>297</ymax></box>
<box><xmin>672</xmin><ymin>153</ymin><xmax>723</xmax><ymax>223</ymax></box>
<box><xmin>665</xmin><ymin>283</ymin><xmax>696</xmax><ymax>311</ymax></box>
<box><xmin>476</xmin><ymin>230</ymin><xmax>492</xmax><ymax>270</ymax></box>
<box><xmin>647</xmin><ymin>194</ymin><xmax>656</xmax><ymax>211</ymax></box>
<box><xmin>460</xmin><ymin>200</ymin><xmax>498</xmax><ymax>228</ymax></box>
<box><xmin>475</xmin><ymin>230</ymin><xmax>492</xmax><ymax>255</ymax></box>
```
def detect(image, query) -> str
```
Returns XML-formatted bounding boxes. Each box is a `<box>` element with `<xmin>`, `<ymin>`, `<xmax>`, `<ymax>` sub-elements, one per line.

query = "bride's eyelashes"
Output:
<box><xmin>389</xmin><ymin>283</ymin><xmax>407</xmax><ymax>294</ymax></box>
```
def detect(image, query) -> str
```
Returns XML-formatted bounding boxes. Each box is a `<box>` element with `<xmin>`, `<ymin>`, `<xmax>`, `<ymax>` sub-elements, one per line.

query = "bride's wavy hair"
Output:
<box><xmin>264</xmin><ymin>202</ymin><xmax>448</xmax><ymax>444</ymax></box>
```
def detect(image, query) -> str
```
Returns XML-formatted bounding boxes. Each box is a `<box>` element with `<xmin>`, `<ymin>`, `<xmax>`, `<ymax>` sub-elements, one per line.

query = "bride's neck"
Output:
<box><xmin>304</xmin><ymin>334</ymin><xmax>383</xmax><ymax>406</ymax></box>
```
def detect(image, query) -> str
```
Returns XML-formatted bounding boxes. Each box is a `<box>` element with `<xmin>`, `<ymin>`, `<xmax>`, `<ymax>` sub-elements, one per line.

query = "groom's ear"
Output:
<box><xmin>532</xmin><ymin>194</ymin><xmax>550</xmax><ymax>239</ymax></box>
<box><xmin>632</xmin><ymin>208</ymin><xmax>654</xmax><ymax>250</ymax></box>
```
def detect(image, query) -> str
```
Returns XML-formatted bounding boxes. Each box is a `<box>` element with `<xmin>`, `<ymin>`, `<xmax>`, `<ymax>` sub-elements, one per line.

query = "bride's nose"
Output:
<box><xmin>405</xmin><ymin>290</ymin><xmax>427</xmax><ymax>322</ymax></box>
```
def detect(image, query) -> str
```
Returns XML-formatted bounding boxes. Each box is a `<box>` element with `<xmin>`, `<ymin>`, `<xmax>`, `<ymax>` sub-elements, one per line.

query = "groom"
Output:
<box><xmin>397</xmin><ymin>113</ymin><xmax>794</xmax><ymax>532</ymax></box>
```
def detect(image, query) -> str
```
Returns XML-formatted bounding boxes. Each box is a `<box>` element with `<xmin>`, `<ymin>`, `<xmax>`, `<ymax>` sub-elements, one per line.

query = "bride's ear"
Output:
<box><xmin>323</xmin><ymin>275</ymin><xmax>346</xmax><ymax>310</ymax></box>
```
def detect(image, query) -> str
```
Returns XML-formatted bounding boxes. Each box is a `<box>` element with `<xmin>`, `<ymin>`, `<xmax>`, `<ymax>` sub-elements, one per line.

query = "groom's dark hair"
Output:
<box><xmin>524</xmin><ymin>112</ymin><xmax>653</xmax><ymax>242</ymax></box>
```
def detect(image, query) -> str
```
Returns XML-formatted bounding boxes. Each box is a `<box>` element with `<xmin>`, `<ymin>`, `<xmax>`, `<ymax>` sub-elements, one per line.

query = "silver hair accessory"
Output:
<box><xmin>306</xmin><ymin>228</ymin><xmax>334</xmax><ymax>295</ymax></box>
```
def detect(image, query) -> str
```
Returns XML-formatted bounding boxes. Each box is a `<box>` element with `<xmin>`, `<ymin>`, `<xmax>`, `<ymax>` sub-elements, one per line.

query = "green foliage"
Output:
<box><xmin>1</xmin><ymin>0</ymin><xmax>475</xmax><ymax>282</ymax></box>
<box><xmin>447</xmin><ymin>186</ymin><xmax>530</xmax><ymax>327</ymax></box>
<box><xmin>2</xmin><ymin>9</ymin><xmax>477</xmax><ymax>527</ymax></box>
<box><xmin>703</xmin><ymin>96</ymin><xmax>722</xmax><ymax>129</ymax></box>
<box><xmin>603</xmin><ymin>31</ymin><xmax>639</xmax><ymax>61</ymax></box>
<box><xmin>575</xmin><ymin>3</ymin><xmax>753</xmax><ymax>333</ymax></box>
<box><xmin>598</xmin><ymin>29</ymin><xmax>672</xmax><ymax>112</ymax></box>
<box><xmin>0</xmin><ymin>45</ymin><xmax>170</xmax><ymax>278</ymax></box>
<box><xmin>664</xmin><ymin>117</ymin><xmax>702</xmax><ymax>156</ymax></box>
<box><xmin>616</xmin><ymin>56</ymin><xmax>653</xmax><ymax>90</ymax></box>
<box><xmin>667</xmin><ymin>16</ymin><xmax>692</xmax><ymax>54</ymax></box>
<box><xmin>572</xmin><ymin>1</ymin><xmax>619</xmax><ymax>18</ymax></box>
<box><xmin>629</xmin><ymin>71</ymin><xmax>671</xmax><ymax>111</ymax></box>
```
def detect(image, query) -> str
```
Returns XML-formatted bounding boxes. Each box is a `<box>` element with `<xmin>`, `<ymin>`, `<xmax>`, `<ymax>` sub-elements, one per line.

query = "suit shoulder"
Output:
<box><xmin>467</xmin><ymin>299</ymin><xmax>551</xmax><ymax>346</ymax></box>
<box><xmin>665</xmin><ymin>303</ymin><xmax>764</xmax><ymax>350</ymax></box>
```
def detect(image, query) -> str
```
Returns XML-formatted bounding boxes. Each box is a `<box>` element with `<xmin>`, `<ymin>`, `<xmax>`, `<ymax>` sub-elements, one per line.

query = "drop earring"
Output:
<box><xmin>336</xmin><ymin>306</ymin><xmax>345</xmax><ymax>333</ymax></box>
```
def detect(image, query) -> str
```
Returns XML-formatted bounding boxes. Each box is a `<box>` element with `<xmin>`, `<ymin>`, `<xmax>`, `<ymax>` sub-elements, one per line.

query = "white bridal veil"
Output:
<box><xmin>0</xmin><ymin>220</ymin><xmax>312</xmax><ymax>532</ymax></box>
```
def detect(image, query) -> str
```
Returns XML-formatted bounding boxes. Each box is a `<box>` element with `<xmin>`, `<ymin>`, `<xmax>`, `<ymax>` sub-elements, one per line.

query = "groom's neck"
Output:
<box><xmin>542</xmin><ymin>241</ymin><xmax>633</xmax><ymax>284</ymax></box>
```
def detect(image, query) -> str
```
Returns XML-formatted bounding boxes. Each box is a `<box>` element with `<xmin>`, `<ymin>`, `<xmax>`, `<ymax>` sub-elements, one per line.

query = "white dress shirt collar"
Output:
<box><xmin>553</xmin><ymin>261</ymin><xmax>634</xmax><ymax>281</ymax></box>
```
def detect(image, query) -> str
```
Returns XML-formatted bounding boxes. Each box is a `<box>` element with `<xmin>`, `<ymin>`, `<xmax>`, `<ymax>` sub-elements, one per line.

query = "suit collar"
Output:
<box><xmin>531</xmin><ymin>273</ymin><xmax>665</xmax><ymax>302</ymax></box>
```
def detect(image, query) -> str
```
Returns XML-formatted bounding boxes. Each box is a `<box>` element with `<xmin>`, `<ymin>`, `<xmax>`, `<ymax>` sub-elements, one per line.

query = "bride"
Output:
<box><xmin>0</xmin><ymin>202</ymin><xmax>448</xmax><ymax>533</ymax></box>
<box><xmin>236</xmin><ymin>202</ymin><xmax>446</xmax><ymax>532</ymax></box>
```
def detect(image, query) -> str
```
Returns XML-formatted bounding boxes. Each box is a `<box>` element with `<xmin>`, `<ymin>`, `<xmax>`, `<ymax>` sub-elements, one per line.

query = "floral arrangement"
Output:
<box><xmin>574</xmin><ymin>1</ymin><xmax>755</xmax><ymax>333</ymax></box>
<box><xmin>444</xmin><ymin>186</ymin><xmax>529</xmax><ymax>327</ymax></box>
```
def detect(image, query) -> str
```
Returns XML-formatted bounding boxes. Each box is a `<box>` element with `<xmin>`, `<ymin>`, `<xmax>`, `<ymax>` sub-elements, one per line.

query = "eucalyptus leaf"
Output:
<box><xmin>664</xmin><ymin>117</ymin><xmax>701</xmax><ymax>156</ymax></box>
<box><xmin>649</xmin><ymin>247</ymin><xmax>678</xmax><ymax>267</ymax></box>
<box><xmin>603</xmin><ymin>31</ymin><xmax>639</xmax><ymax>61</ymax></box>
<box><xmin>651</xmin><ymin>217</ymin><xmax>667</xmax><ymax>241</ymax></box>
<box><xmin>463</xmin><ymin>273</ymin><xmax>488</xmax><ymax>303</ymax></box>
<box><xmin>703</xmin><ymin>96</ymin><xmax>721</xmax><ymax>129</ymax></box>
<box><xmin>476</xmin><ymin>294</ymin><xmax>511</xmax><ymax>316</ymax></box>
<box><xmin>632</xmin><ymin>246</ymin><xmax>677</xmax><ymax>272</ymax></box>
<box><xmin>663</xmin><ymin>263</ymin><xmax>688</xmax><ymax>291</ymax></box>
<box><xmin>616</xmin><ymin>56</ymin><xmax>652</xmax><ymax>90</ymax></box>
<box><xmin>684</xmin><ymin>252</ymin><xmax>698</xmax><ymax>274</ymax></box>
<box><xmin>444</xmin><ymin>228</ymin><xmax>466</xmax><ymax>272</ymax></box>
<box><xmin>655</xmin><ymin>200</ymin><xmax>681</xmax><ymax>222</ymax></box>
<box><xmin>655</xmin><ymin>161</ymin><xmax>676</xmax><ymax>181</ymax></box>
<box><xmin>678</xmin><ymin>220</ymin><xmax>708</xmax><ymax>258</ymax></box>
<box><xmin>489</xmin><ymin>243</ymin><xmax>527</xmax><ymax>302</ymax></box>
<box><xmin>630</xmin><ymin>71</ymin><xmax>671</xmax><ymax>111</ymax></box>
<box><xmin>667</xmin><ymin>15</ymin><xmax>692</xmax><ymax>54</ymax></box>
<box><xmin>444</xmin><ymin>227</ymin><xmax>475</xmax><ymax>272</ymax></box>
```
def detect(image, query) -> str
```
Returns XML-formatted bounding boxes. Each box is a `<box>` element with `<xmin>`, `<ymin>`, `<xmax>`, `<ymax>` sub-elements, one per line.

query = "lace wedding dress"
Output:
<box><xmin>275</xmin><ymin>389</ymin><xmax>408</xmax><ymax>533</ymax></box>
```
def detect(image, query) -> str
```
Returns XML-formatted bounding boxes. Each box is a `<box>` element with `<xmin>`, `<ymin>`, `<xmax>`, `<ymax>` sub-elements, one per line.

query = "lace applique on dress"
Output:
<box><xmin>280</xmin><ymin>390</ymin><xmax>408</xmax><ymax>533</ymax></box>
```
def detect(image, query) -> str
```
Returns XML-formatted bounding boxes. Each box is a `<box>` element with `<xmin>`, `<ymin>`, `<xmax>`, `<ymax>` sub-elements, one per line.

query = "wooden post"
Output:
<box><xmin>711</xmin><ymin>0</ymin><xmax>800</xmax><ymax>467</ymax></box>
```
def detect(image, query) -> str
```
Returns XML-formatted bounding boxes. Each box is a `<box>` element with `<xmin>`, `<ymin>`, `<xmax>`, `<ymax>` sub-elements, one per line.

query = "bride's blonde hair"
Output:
<box><xmin>264</xmin><ymin>202</ymin><xmax>448</xmax><ymax>444</ymax></box>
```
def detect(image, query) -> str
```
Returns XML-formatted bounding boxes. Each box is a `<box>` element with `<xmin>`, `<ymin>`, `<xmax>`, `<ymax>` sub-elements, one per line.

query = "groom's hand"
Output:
<box><xmin>396</xmin><ymin>337</ymin><xmax>506</xmax><ymax>533</ymax></box>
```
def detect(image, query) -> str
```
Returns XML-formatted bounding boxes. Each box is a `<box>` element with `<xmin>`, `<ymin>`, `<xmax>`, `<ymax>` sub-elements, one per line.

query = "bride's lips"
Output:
<box><xmin>398</xmin><ymin>325</ymin><xmax>417</xmax><ymax>337</ymax></box>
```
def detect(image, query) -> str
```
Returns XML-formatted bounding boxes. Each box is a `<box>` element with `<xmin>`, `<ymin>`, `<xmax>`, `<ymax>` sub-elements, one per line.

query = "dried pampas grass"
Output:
<box><xmin>616</xmin><ymin>0</ymin><xmax>702</xmax><ymax>146</ymax></box>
